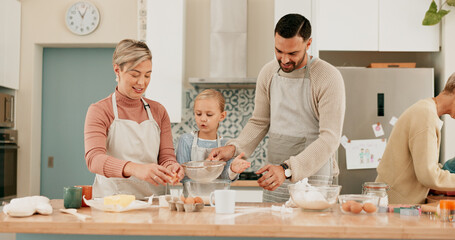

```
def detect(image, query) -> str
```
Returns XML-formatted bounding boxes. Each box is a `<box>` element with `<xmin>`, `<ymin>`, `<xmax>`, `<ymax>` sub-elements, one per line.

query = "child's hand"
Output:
<box><xmin>230</xmin><ymin>152</ymin><xmax>251</xmax><ymax>173</ymax></box>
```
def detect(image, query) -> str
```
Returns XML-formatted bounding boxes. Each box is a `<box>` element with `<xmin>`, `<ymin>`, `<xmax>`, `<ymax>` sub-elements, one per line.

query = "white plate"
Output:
<box><xmin>83</xmin><ymin>197</ymin><xmax>152</xmax><ymax>212</ymax></box>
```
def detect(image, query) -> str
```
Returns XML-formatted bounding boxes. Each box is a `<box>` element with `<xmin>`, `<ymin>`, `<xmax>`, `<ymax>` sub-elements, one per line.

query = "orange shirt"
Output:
<box><xmin>84</xmin><ymin>88</ymin><xmax>177</xmax><ymax>178</ymax></box>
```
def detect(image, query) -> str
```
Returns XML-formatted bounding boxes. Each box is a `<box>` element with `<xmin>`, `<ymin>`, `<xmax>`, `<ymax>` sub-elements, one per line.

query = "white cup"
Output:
<box><xmin>210</xmin><ymin>190</ymin><xmax>236</xmax><ymax>214</ymax></box>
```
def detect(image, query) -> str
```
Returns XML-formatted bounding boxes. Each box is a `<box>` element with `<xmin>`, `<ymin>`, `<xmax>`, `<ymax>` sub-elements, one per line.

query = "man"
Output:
<box><xmin>376</xmin><ymin>73</ymin><xmax>455</xmax><ymax>204</ymax></box>
<box><xmin>208</xmin><ymin>14</ymin><xmax>346</xmax><ymax>202</ymax></box>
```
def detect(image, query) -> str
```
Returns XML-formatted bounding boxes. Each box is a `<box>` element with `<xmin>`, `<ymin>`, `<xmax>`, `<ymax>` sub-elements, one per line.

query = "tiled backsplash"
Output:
<box><xmin>171</xmin><ymin>88</ymin><xmax>268</xmax><ymax>171</ymax></box>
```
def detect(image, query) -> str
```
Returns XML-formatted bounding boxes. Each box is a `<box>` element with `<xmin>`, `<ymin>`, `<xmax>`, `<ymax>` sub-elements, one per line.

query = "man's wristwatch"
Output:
<box><xmin>280</xmin><ymin>163</ymin><xmax>292</xmax><ymax>179</ymax></box>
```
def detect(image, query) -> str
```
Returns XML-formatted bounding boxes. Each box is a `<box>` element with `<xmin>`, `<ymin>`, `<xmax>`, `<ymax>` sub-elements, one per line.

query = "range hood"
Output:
<box><xmin>189</xmin><ymin>0</ymin><xmax>256</xmax><ymax>88</ymax></box>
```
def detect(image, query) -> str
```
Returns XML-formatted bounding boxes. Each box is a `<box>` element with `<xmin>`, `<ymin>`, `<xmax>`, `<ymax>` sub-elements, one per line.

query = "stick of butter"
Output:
<box><xmin>103</xmin><ymin>195</ymin><xmax>135</xmax><ymax>207</ymax></box>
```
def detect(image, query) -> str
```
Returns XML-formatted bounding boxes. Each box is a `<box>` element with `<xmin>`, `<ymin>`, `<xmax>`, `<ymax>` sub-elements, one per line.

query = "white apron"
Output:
<box><xmin>93</xmin><ymin>92</ymin><xmax>165</xmax><ymax>199</ymax></box>
<box><xmin>190</xmin><ymin>131</ymin><xmax>221</xmax><ymax>161</ymax></box>
<box><xmin>263</xmin><ymin>59</ymin><xmax>334</xmax><ymax>203</ymax></box>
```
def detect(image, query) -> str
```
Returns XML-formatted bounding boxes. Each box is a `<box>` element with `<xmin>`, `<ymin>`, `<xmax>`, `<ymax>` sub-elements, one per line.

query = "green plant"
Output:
<box><xmin>422</xmin><ymin>0</ymin><xmax>455</xmax><ymax>25</ymax></box>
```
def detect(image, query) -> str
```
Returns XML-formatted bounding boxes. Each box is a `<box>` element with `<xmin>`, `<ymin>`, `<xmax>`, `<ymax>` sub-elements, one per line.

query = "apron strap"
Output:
<box><xmin>112</xmin><ymin>93</ymin><xmax>153</xmax><ymax>121</ymax></box>
<box><xmin>140</xmin><ymin>98</ymin><xmax>153</xmax><ymax>120</ymax></box>
<box><xmin>111</xmin><ymin>93</ymin><xmax>119</xmax><ymax>119</ymax></box>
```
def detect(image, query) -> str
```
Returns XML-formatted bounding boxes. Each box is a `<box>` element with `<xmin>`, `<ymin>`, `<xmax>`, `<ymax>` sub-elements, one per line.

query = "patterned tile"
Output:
<box><xmin>171</xmin><ymin>88</ymin><xmax>267</xmax><ymax>171</ymax></box>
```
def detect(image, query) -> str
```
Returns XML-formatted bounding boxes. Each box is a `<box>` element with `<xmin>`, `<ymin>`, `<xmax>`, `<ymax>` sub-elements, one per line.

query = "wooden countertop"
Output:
<box><xmin>231</xmin><ymin>180</ymin><xmax>259</xmax><ymax>187</ymax></box>
<box><xmin>1</xmin><ymin>200</ymin><xmax>454</xmax><ymax>239</ymax></box>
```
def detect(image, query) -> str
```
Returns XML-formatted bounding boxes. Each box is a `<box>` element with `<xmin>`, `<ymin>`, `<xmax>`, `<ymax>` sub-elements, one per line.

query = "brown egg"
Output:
<box><xmin>180</xmin><ymin>195</ymin><xmax>186</xmax><ymax>202</ymax></box>
<box><xmin>184</xmin><ymin>197</ymin><xmax>195</xmax><ymax>204</ymax></box>
<box><xmin>341</xmin><ymin>202</ymin><xmax>351</xmax><ymax>212</ymax></box>
<box><xmin>362</xmin><ymin>202</ymin><xmax>377</xmax><ymax>213</ymax></box>
<box><xmin>350</xmin><ymin>202</ymin><xmax>363</xmax><ymax>214</ymax></box>
<box><xmin>194</xmin><ymin>197</ymin><xmax>204</xmax><ymax>204</ymax></box>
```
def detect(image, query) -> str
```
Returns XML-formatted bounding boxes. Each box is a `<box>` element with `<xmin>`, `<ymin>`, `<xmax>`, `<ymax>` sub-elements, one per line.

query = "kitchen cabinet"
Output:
<box><xmin>274</xmin><ymin>0</ymin><xmax>318</xmax><ymax>57</ymax></box>
<box><xmin>0</xmin><ymin>0</ymin><xmax>21</xmax><ymax>89</ymax></box>
<box><xmin>318</xmin><ymin>0</ymin><xmax>439</xmax><ymax>52</ymax></box>
<box><xmin>318</xmin><ymin>0</ymin><xmax>378</xmax><ymax>51</ymax></box>
<box><xmin>145</xmin><ymin>0</ymin><xmax>184</xmax><ymax>123</ymax></box>
<box><xmin>379</xmin><ymin>0</ymin><xmax>439</xmax><ymax>51</ymax></box>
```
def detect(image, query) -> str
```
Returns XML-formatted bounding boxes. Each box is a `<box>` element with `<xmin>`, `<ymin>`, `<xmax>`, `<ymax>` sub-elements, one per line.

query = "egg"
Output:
<box><xmin>180</xmin><ymin>195</ymin><xmax>186</xmax><ymax>202</ymax></box>
<box><xmin>184</xmin><ymin>197</ymin><xmax>195</xmax><ymax>204</ymax></box>
<box><xmin>350</xmin><ymin>202</ymin><xmax>363</xmax><ymax>214</ymax></box>
<box><xmin>194</xmin><ymin>197</ymin><xmax>204</xmax><ymax>204</ymax></box>
<box><xmin>362</xmin><ymin>202</ymin><xmax>377</xmax><ymax>213</ymax></box>
<box><xmin>341</xmin><ymin>202</ymin><xmax>351</xmax><ymax>212</ymax></box>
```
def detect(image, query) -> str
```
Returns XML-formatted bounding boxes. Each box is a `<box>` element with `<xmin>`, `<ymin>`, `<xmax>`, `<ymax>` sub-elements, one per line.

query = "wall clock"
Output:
<box><xmin>65</xmin><ymin>1</ymin><xmax>100</xmax><ymax>35</ymax></box>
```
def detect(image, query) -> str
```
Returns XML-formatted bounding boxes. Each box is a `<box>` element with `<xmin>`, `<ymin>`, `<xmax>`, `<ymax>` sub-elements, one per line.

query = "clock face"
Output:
<box><xmin>65</xmin><ymin>1</ymin><xmax>100</xmax><ymax>35</ymax></box>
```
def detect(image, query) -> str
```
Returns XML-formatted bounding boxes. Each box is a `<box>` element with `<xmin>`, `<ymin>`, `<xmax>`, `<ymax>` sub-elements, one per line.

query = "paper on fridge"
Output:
<box><xmin>340</xmin><ymin>135</ymin><xmax>349</xmax><ymax>148</ymax></box>
<box><xmin>345</xmin><ymin>139</ymin><xmax>387</xmax><ymax>170</ymax></box>
<box><xmin>389</xmin><ymin>116</ymin><xmax>398</xmax><ymax>126</ymax></box>
<box><xmin>372</xmin><ymin>123</ymin><xmax>385</xmax><ymax>137</ymax></box>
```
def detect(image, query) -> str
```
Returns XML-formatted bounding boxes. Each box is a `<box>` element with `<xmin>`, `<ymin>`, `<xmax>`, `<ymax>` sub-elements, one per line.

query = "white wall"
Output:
<box><xmin>17</xmin><ymin>0</ymin><xmax>138</xmax><ymax>196</ymax></box>
<box><xmin>440</xmin><ymin>13</ymin><xmax>455</xmax><ymax>162</ymax></box>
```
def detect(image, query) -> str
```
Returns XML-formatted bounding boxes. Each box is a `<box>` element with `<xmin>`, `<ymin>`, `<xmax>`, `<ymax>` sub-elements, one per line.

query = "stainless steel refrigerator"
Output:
<box><xmin>337</xmin><ymin>67</ymin><xmax>434</xmax><ymax>194</ymax></box>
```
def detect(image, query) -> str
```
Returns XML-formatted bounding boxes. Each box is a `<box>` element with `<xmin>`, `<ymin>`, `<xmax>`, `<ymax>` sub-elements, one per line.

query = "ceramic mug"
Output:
<box><xmin>75</xmin><ymin>185</ymin><xmax>92</xmax><ymax>207</ymax></box>
<box><xmin>210</xmin><ymin>190</ymin><xmax>236</xmax><ymax>214</ymax></box>
<box><xmin>63</xmin><ymin>186</ymin><xmax>82</xmax><ymax>209</ymax></box>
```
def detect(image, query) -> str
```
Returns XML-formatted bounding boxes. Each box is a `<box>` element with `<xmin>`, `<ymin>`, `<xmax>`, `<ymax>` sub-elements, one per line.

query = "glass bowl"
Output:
<box><xmin>182</xmin><ymin>160</ymin><xmax>226</xmax><ymax>182</ymax></box>
<box><xmin>338</xmin><ymin>194</ymin><xmax>380</xmax><ymax>214</ymax></box>
<box><xmin>288</xmin><ymin>184</ymin><xmax>342</xmax><ymax>211</ymax></box>
<box><xmin>183</xmin><ymin>179</ymin><xmax>231</xmax><ymax>205</ymax></box>
<box><xmin>307</xmin><ymin>175</ymin><xmax>335</xmax><ymax>186</ymax></box>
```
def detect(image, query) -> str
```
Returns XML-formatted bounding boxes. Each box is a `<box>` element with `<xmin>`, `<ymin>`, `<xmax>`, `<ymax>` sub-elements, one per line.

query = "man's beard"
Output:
<box><xmin>278</xmin><ymin>49</ymin><xmax>307</xmax><ymax>73</ymax></box>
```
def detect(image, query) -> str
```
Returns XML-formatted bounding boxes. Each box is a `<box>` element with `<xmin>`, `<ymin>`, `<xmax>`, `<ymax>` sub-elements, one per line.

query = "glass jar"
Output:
<box><xmin>438</xmin><ymin>200</ymin><xmax>455</xmax><ymax>222</ymax></box>
<box><xmin>362</xmin><ymin>182</ymin><xmax>389</xmax><ymax>207</ymax></box>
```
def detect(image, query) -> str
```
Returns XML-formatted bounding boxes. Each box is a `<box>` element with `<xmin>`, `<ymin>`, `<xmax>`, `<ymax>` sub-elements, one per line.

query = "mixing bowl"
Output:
<box><xmin>182</xmin><ymin>160</ymin><xmax>226</xmax><ymax>182</ymax></box>
<box><xmin>183</xmin><ymin>179</ymin><xmax>230</xmax><ymax>205</ymax></box>
<box><xmin>307</xmin><ymin>175</ymin><xmax>335</xmax><ymax>186</ymax></box>
<box><xmin>288</xmin><ymin>184</ymin><xmax>341</xmax><ymax>211</ymax></box>
<box><xmin>338</xmin><ymin>194</ymin><xmax>379</xmax><ymax>214</ymax></box>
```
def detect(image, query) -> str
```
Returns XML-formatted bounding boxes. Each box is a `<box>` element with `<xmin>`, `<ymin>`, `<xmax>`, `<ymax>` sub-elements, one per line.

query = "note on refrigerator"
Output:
<box><xmin>372</xmin><ymin>122</ymin><xmax>385</xmax><ymax>137</ymax></box>
<box><xmin>345</xmin><ymin>139</ymin><xmax>387</xmax><ymax>170</ymax></box>
<box><xmin>389</xmin><ymin>116</ymin><xmax>398</xmax><ymax>126</ymax></box>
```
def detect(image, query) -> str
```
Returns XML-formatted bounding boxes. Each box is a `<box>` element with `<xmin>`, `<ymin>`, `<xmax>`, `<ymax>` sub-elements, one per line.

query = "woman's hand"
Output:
<box><xmin>230</xmin><ymin>152</ymin><xmax>251</xmax><ymax>173</ymax></box>
<box><xmin>166</xmin><ymin>162</ymin><xmax>185</xmax><ymax>184</ymax></box>
<box><xmin>123</xmin><ymin>162</ymin><xmax>173</xmax><ymax>186</ymax></box>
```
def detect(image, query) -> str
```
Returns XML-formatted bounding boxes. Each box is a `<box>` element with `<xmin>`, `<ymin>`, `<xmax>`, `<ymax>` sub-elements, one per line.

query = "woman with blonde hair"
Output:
<box><xmin>84</xmin><ymin>39</ymin><xmax>183</xmax><ymax>199</ymax></box>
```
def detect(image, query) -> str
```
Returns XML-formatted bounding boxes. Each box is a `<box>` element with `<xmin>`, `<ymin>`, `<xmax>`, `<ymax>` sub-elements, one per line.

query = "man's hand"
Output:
<box><xmin>207</xmin><ymin>145</ymin><xmax>236</xmax><ymax>162</ymax></box>
<box><xmin>256</xmin><ymin>164</ymin><xmax>286</xmax><ymax>191</ymax></box>
<box><xmin>230</xmin><ymin>152</ymin><xmax>251</xmax><ymax>173</ymax></box>
<box><xmin>123</xmin><ymin>162</ymin><xmax>173</xmax><ymax>186</ymax></box>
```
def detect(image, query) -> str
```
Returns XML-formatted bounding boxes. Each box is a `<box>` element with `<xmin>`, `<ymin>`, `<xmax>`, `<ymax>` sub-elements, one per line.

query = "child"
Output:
<box><xmin>176</xmin><ymin>89</ymin><xmax>250</xmax><ymax>183</ymax></box>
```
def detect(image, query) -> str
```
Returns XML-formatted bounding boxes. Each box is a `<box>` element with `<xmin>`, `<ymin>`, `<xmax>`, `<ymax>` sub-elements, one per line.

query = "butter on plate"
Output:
<box><xmin>103</xmin><ymin>195</ymin><xmax>136</xmax><ymax>208</ymax></box>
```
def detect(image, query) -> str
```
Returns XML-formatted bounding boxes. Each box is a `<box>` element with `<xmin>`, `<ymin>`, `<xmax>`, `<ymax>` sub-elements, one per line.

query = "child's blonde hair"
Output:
<box><xmin>194</xmin><ymin>89</ymin><xmax>225</xmax><ymax>112</ymax></box>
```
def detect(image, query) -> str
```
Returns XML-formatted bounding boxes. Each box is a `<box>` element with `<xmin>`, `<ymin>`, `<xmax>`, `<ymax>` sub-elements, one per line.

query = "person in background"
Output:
<box><xmin>376</xmin><ymin>72</ymin><xmax>455</xmax><ymax>204</ymax></box>
<box><xmin>84</xmin><ymin>39</ymin><xmax>184</xmax><ymax>200</ymax></box>
<box><xmin>176</xmin><ymin>89</ymin><xmax>251</xmax><ymax>183</ymax></box>
<box><xmin>208</xmin><ymin>14</ymin><xmax>346</xmax><ymax>202</ymax></box>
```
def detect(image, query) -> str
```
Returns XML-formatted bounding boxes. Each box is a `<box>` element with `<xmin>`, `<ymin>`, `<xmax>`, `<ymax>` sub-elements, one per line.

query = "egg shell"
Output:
<box><xmin>350</xmin><ymin>202</ymin><xmax>363</xmax><ymax>214</ymax></box>
<box><xmin>362</xmin><ymin>202</ymin><xmax>377</xmax><ymax>213</ymax></box>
